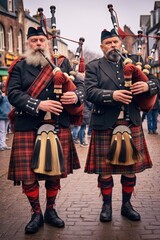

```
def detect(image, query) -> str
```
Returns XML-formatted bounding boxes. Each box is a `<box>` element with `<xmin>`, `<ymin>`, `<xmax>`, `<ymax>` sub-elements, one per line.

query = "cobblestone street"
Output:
<box><xmin>0</xmin><ymin>119</ymin><xmax>160</xmax><ymax>240</ymax></box>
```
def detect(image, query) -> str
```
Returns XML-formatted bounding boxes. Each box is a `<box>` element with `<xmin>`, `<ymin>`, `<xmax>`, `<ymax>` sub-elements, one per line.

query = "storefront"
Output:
<box><xmin>0</xmin><ymin>66</ymin><xmax>9</xmax><ymax>83</ymax></box>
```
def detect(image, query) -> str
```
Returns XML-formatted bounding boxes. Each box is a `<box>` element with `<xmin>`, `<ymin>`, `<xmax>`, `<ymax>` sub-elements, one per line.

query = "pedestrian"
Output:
<box><xmin>0</xmin><ymin>81</ymin><xmax>11</xmax><ymax>151</ymax></box>
<box><xmin>84</xmin><ymin>29</ymin><xmax>160</xmax><ymax>222</ymax></box>
<box><xmin>146</xmin><ymin>95</ymin><xmax>159</xmax><ymax>134</ymax></box>
<box><xmin>72</xmin><ymin>125</ymin><xmax>81</xmax><ymax>144</ymax></box>
<box><xmin>78</xmin><ymin>99</ymin><xmax>92</xmax><ymax>147</ymax></box>
<box><xmin>6</xmin><ymin>26</ymin><xmax>84</xmax><ymax>234</ymax></box>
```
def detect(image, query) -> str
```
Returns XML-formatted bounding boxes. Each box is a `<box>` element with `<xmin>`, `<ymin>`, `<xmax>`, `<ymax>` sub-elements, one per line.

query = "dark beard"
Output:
<box><xmin>105</xmin><ymin>49</ymin><xmax>120</xmax><ymax>62</ymax></box>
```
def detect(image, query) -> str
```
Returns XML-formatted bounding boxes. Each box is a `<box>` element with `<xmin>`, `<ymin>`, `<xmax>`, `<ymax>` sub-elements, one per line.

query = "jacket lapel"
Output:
<box><xmin>99</xmin><ymin>57</ymin><xmax>120</xmax><ymax>88</ymax></box>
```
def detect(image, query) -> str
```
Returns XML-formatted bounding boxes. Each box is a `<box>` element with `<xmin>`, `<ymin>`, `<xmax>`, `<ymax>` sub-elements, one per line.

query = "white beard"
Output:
<box><xmin>24</xmin><ymin>47</ymin><xmax>52</xmax><ymax>67</ymax></box>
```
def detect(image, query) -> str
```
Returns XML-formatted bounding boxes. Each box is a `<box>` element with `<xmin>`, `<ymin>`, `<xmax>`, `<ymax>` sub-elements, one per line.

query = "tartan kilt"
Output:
<box><xmin>84</xmin><ymin>122</ymin><xmax>152</xmax><ymax>175</ymax></box>
<box><xmin>8</xmin><ymin>127</ymin><xmax>80</xmax><ymax>183</ymax></box>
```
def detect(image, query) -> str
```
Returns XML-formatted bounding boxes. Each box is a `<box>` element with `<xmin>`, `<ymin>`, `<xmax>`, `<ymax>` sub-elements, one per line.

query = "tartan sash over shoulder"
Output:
<box><xmin>7</xmin><ymin>59</ymin><xmax>53</xmax><ymax>128</ymax></box>
<box><xmin>27</xmin><ymin>63</ymin><xmax>53</xmax><ymax>98</ymax></box>
<box><xmin>6</xmin><ymin>56</ymin><xmax>65</xmax><ymax>97</ymax></box>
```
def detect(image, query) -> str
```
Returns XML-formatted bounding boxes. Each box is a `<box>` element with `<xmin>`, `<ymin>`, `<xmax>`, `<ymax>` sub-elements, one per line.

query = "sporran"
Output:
<box><xmin>31</xmin><ymin>124</ymin><xmax>65</xmax><ymax>176</ymax></box>
<box><xmin>106</xmin><ymin>125</ymin><xmax>142</xmax><ymax>165</ymax></box>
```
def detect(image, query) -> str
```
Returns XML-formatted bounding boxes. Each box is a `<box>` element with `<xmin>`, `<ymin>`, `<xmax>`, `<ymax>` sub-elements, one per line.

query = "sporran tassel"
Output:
<box><xmin>129</xmin><ymin>135</ymin><xmax>141</xmax><ymax>160</ymax></box>
<box><xmin>55</xmin><ymin>137</ymin><xmax>65</xmax><ymax>172</ymax></box>
<box><xmin>31</xmin><ymin>136</ymin><xmax>41</xmax><ymax>169</ymax></box>
<box><xmin>118</xmin><ymin>134</ymin><xmax>126</xmax><ymax>163</ymax></box>
<box><xmin>45</xmin><ymin>136</ymin><xmax>52</xmax><ymax>171</ymax></box>
<box><xmin>48</xmin><ymin>131</ymin><xmax>61</xmax><ymax>176</ymax></box>
<box><xmin>106</xmin><ymin>135</ymin><xmax>117</xmax><ymax>161</ymax></box>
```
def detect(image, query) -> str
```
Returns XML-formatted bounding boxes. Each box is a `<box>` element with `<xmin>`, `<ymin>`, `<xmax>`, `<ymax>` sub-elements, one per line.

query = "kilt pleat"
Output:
<box><xmin>8</xmin><ymin>127</ymin><xmax>80</xmax><ymax>182</ymax></box>
<box><xmin>84</xmin><ymin>124</ymin><xmax>152</xmax><ymax>175</ymax></box>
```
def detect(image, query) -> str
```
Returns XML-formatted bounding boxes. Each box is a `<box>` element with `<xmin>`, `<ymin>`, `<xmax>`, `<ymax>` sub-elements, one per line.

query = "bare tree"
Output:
<box><xmin>83</xmin><ymin>48</ymin><xmax>102</xmax><ymax>64</ymax></box>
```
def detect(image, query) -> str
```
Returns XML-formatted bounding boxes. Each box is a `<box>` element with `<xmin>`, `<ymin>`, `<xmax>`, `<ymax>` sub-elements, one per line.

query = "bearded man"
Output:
<box><xmin>84</xmin><ymin>29</ymin><xmax>159</xmax><ymax>222</ymax></box>
<box><xmin>7</xmin><ymin>27</ymin><xmax>84</xmax><ymax>234</ymax></box>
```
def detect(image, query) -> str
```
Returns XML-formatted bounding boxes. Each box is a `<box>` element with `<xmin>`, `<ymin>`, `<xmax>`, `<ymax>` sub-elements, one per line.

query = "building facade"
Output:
<box><xmin>138</xmin><ymin>1</ymin><xmax>160</xmax><ymax>78</ymax></box>
<box><xmin>0</xmin><ymin>0</ymin><xmax>70</xmax><ymax>83</ymax></box>
<box><xmin>146</xmin><ymin>1</ymin><xmax>160</xmax><ymax>78</ymax></box>
<box><xmin>0</xmin><ymin>0</ymin><xmax>26</xmax><ymax>81</ymax></box>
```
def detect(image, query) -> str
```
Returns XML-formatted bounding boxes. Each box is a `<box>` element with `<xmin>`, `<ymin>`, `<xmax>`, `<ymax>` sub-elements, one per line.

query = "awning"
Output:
<box><xmin>0</xmin><ymin>69</ymin><xmax>8</xmax><ymax>76</ymax></box>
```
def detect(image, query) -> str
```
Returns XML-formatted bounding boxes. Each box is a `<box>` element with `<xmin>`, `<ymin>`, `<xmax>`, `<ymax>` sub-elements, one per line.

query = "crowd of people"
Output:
<box><xmin>0</xmin><ymin>23</ymin><xmax>159</xmax><ymax>235</ymax></box>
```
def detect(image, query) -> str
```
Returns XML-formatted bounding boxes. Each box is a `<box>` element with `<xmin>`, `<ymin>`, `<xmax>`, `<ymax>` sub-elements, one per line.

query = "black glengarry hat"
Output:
<box><xmin>27</xmin><ymin>26</ymin><xmax>46</xmax><ymax>39</ymax></box>
<box><xmin>101</xmin><ymin>28</ymin><xmax>118</xmax><ymax>42</ymax></box>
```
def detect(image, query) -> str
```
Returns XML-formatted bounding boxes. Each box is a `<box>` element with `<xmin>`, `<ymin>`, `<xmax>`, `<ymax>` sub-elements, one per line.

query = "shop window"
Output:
<box><xmin>8</xmin><ymin>27</ymin><xmax>13</xmax><ymax>53</ymax></box>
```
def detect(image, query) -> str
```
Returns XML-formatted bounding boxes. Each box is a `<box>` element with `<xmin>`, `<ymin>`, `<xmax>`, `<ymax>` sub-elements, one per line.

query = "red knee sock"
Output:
<box><xmin>45</xmin><ymin>180</ymin><xmax>60</xmax><ymax>209</ymax></box>
<box><xmin>98</xmin><ymin>176</ymin><xmax>114</xmax><ymax>205</ymax></box>
<box><xmin>121</xmin><ymin>175</ymin><xmax>136</xmax><ymax>204</ymax></box>
<box><xmin>22</xmin><ymin>181</ymin><xmax>41</xmax><ymax>214</ymax></box>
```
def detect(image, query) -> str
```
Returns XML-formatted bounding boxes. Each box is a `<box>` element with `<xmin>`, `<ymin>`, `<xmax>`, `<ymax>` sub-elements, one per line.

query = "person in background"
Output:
<box><xmin>0</xmin><ymin>81</ymin><xmax>11</xmax><ymax>151</ymax></box>
<box><xmin>146</xmin><ymin>95</ymin><xmax>159</xmax><ymax>134</ymax></box>
<box><xmin>72</xmin><ymin>125</ymin><xmax>81</xmax><ymax>144</ymax></box>
<box><xmin>84</xmin><ymin>29</ymin><xmax>160</xmax><ymax>222</ymax></box>
<box><xmin>79</xmin><ymin>99</ymin><xmax>92</xmax><ymax>147</ymax></box>
<box><xmin>6</xmin><ymin>26</ymin><xmax>84</xmax><ymax>234</ymax></box>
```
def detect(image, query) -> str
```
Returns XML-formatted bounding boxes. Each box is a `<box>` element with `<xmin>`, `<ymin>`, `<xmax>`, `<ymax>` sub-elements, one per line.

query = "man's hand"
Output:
<box><xmin>113</xmin><ymin>90</ymin><xmax>133</xmax><ymax>104</ymax></box>
<box><xmin>38</xmin><ymin>100</ymin><xmax>63</xmax><ymax>115</ymax></box>
<box><xmin>60</xmin><ymin>91</ymin><xmax>78</xmax><ymax>105</ymax></box>
<box><xmin>130</xmin><ymin>81</ymin><xmax>149</xmax><ymax>95</ymax></box>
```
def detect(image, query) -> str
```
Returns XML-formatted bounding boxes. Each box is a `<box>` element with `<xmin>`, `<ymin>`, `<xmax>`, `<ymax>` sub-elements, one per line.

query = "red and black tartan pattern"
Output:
<box><xmin>27</xmin><ymin>63</ymin><xmax>53</xmax><ymax>98</ymax></box>
<box><xmin>6</xmin><ymin>58</ymin><xmax>52</xmax><ymax>97</ymax></box>
<box><xmin>8</xmin><ymin>128</ymin><xmax>80</xmax><ymax>182</ymax></box>
<box><xmin>85</xmin><ymin>123</ymin><xmax>152</xmax><ymax>175</ymax></box>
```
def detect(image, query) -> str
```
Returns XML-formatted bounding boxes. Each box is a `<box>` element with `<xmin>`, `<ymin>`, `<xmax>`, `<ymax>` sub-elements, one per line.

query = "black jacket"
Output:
<box><xmin>85</xmin><ymin>56</ymin><xmax>159</xmax><ymax>130</ymax></box>
<box><xmin>7</xmin><ymin>57</ymin><xmax>84</xmax><ymax>131</ymax></box>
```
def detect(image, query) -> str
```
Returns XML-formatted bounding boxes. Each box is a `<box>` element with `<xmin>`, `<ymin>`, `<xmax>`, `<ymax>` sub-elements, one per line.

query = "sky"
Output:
<box><xmin>23</xmin><ymin>0</ymin><xmax>156</xmax><ymax>55</ymax></box>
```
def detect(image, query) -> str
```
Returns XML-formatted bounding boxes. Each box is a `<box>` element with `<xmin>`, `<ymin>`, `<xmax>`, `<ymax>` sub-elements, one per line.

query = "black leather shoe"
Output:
<box><xmin>25</xmin><ymin>213</ymin><xmax>44</xmax><ymax>234</ymax></box>
<box><xmin>121</xmin><ymin>202</ymin><xmax>141</xmax><ymax>221</ymax></box>
<box><xmin>44</xmin><ymin>209</ymin><xmax>65</xmax><ymax>228</ymax></box>
<box><xmin>100</xmin><ymin>204</ymin><xmax>112</xmax><ymax>222</ymax></box>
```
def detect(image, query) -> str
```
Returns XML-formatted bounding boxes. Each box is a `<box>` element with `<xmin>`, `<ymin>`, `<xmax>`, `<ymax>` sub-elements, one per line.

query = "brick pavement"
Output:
<box><xmin>0</xmin><ymin>119</ymin><xmax>160</xmax><ymax>240</ymax></box>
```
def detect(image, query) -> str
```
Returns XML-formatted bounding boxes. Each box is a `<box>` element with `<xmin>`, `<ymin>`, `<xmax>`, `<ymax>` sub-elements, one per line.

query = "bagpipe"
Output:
<box><xmin>31</xmin><ymin>6</ymin><xmax>85</xmax><ymax>176</ymax></box>
<box><xmin>106</xmin><ymin>4</ymin><xmax>159</xmax><ymax>166</ymax></box>
<box><xmin>107</xmin><ymin>4</ymin><xmax>159</xmax><ymax>112</ymax></box>
<box><xmin>37</xmin><ymin>7</ymin><xmax>85</xmax><ymax>126</ymax></box>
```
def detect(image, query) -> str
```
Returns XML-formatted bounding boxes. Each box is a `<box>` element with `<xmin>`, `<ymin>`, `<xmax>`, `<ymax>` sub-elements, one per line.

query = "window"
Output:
<box><xmin>155</xmin><ymin>9</ymin><xmax>160</xmax><ymax>24</ymax></box>
<box><xmin>0</xmin><ymin>24</ymin><xmax>5</xmax><ymax>51</ymax></box>
<box><xmin>8</xmin><ymin>27</ymin><xmax>13</xmax><ymax>53</ymax></box>
<box><xmin>18</xmin><ymin>31</ymin><xmax>23</xmax><ymax>54</ymax></box>
<box><xmin>8</xmin><ymin>0</ymin><xmax>13</xmax><ymax>11</ymax></box>
<box><xmin>18</xmin><ymin>11</ymin><xmax>22</xmax><ymax>23</ymax></box>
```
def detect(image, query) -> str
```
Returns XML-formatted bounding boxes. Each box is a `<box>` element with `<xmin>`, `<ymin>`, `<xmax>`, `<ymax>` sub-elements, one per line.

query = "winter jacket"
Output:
<box><xmin>0</xmin><ymin>91</ymin><xmax>11</xmax><ymax>120</ymax></box>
